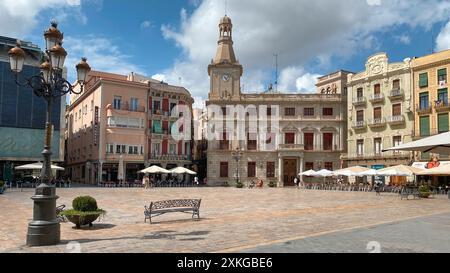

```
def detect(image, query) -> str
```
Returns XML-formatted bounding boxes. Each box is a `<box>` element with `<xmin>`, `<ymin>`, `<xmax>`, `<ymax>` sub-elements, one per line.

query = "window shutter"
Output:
<box><xmin>419</xmin><ymin>73</ymin><xmax>428</xmax><ymax>87</ymax></box>
<box><xmin>420</xmin><ymin>116</ymin><xmax>430</xmax><ymax>136</ymax></box>
<box><xmin>438</xmin><ymin>114</ymin><xmax>449</xmax><ymax>133</ymax></box>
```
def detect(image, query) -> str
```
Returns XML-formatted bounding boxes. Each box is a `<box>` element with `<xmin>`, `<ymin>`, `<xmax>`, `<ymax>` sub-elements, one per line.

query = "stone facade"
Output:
<box><xmin>344</xmin><ymin>53</ymin><xmax>414</xmax><ymax>178</ymax></box>
<box><xmin>205</xmin><ymin>16</ymin><xmax>348</xmax><ymax>187</ymax></box>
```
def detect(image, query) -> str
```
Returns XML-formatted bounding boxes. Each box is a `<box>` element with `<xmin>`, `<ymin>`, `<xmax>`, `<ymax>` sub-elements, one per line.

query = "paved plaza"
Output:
<box><xmin>0</xmin><ymin>187</ymin><xmax>449</xmax><ymax>253</ymax></box>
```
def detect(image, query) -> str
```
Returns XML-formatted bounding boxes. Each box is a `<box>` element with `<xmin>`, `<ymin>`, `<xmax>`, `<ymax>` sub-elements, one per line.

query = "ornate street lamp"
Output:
<box><xmin>8</xmin><ymin>20</ymin><xmax>91</xmax><ymax>247</ymax></box>
<box><xmin>232</xmin><ymin>147</ymin><xmax>243</xmax><ymax>185</ymax></box>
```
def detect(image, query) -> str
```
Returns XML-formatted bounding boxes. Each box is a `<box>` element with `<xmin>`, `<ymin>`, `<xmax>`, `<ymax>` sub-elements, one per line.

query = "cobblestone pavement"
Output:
<box><xmin>243</xmin><ymin>213</ymin><xmax>450</xmax><ymax>253</ymax></box>
<box><xmin>0</xmin><ymin>187</ymin><xmax>449</xmax><ymax>253</ymax></box>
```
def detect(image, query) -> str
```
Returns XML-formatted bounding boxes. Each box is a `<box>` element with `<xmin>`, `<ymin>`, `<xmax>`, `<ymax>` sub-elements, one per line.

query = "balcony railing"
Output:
<box><xmin>352</xmin><ymin>120</ymin><xmax>367</xmax><ymax>129</ymax></box>
<box><xmin>416</xmin><ymin>104</ymin><xmax>432</xmax><ymax>114</ymax></box>
<box><xmin>368</xmin><ymin>118</ymin><xmax>386</xmax><ymax>128</ymax></box>
<box><xmin>435</xmin><ymin>101</ymin><xmax>450</xmax><ymax>112</ymax></box>
<box><xmin>352</xmin><ymin>96</ymin><xmax>367</xmax><ymax>105</ymax></box>
<box><xmin>114</xmin><ymin>103</ymin><xmax>146</xmax><ymax>113</ymax></box>
<box><xmin>387</xmin><ymin>115</ymin><xmax>405</xmax><ymax>125</ymax></box>
<box><xmin>346</xmin><ymin>151</ymin><xmax>411</xmax><ymax>160</ymax></box>
<box><xmin>415</xmin><ymin>128</ymin><xmax>449</xmax><ymax>139</ymax></box>
<box><xmin>389</xmin><ymin>89</ymin><xmax>404</xmax><ymax>99</ymax></box>
<box><xmin>279</xmin><ymin>144</ymin><xmax>304</xmax><ymax>150</ymax></box>
<box><xmin>369</xmin><ymin>93</ymin><xmax>384</xmax><ymax>103</ymax></box>
<box><xmin>148</xmin><ymin>154</ymin><xmax>192</xmax><ymax>161</ymax></box>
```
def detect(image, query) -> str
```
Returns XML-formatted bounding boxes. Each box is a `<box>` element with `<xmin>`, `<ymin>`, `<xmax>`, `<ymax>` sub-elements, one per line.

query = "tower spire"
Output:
<box><xmin>212</xmin><ymin>15</ymin><xmax>237</xmax><ymax>64</ymax></box>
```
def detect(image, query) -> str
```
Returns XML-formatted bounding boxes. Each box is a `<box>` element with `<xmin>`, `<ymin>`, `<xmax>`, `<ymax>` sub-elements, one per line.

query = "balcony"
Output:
<box><xmin>345</xmin><ymin>151</ymin><xmax>411</xmax><ymax>160</ymax></box>
<box><xmin>369</xmin><ymin>93</ymin><xmax>385</xmax><ymax>103</ymax></box>
<box><xmin>387</xmin><ymin>115</ymin><xmax>405</xmax><ymax>125</ymax></box>
<box><xmin>352</xmin><ymin>96</ymin><xmax>367</xmax><ymax>106</ymax></box>
<box><xmin>414</xmin><ymin>128</ymin><xmax>448</xmax><ymax>139</ymax></box>
<box><xmin>148</xmin><ymin>154</ymin><xmax>192</xmax><ymax>161</ymax></box>
<box><xmin>352</xmin><ymin>120</ymin><xmax>367</xmax><ymax>130</ymax></box>
<box><xmin>279</xmin><ymin>144</ymin><xmax>304</xmax><ymax>151</ymax></box>
<box><xmin>368</xmin><ymin>118</ymin><xmax>386</xmax><ymax>128</ymax></box>
<box><xmin>389</xmin><ymin>89</ymin><xmax>404</xmax><ymax>100</ymax></box>
<box><xmin>416</xmin><ymin>104</ymin><xmax>432</xmax><ymax>115</ymax></box>
<box><xmin>435</xmin><ymin>101</ymin><xmax>450</xmax><ymax>112</ymax></box>
<box><xmin>115</xmin><ymin>103</ymin><xmax>146</xmax><ymax>113</ymax></box>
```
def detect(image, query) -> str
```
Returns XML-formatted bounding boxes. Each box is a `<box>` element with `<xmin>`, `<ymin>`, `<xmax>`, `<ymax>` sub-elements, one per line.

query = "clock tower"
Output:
<box><xmin>208</xmin><ymin>15</ymin><xmax>243</xmax><ymax>101</ymax></box>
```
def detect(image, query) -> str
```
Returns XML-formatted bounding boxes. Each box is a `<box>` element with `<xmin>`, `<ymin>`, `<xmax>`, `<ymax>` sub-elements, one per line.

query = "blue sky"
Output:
<box><xmin>1</xmin><ymin>0</ymin><xmax>450</xmax><ymax>106</ymax></box>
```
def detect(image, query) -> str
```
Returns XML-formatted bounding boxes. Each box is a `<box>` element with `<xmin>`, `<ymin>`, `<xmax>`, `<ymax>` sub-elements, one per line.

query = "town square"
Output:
<box><xmin>1</xmin><ymin>0</ymin><xmax>450</xmax><ymax>255</ymax></box>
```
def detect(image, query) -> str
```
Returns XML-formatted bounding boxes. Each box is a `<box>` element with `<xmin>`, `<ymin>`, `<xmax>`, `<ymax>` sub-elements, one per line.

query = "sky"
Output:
<box><xmin>2</xmin><ymin>0</ymin><xmax>450</xmax><ymax>109</ymax></box>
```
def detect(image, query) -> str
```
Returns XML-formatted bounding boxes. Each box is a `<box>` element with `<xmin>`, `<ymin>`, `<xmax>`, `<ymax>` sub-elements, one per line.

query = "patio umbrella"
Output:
<box><xmin>15</xmin><ymin>162</ymin><xmax>65</xmax><ymax>171</ymax></box>
<box><xmin>117</xmin><ymin>155</ymin><xmax>125</xmax><ymax>181</ymax></box>
<box><xmin>170</xmin><ymin>167</ymin><xmax>197</xmax><ymax>175</ymax></box>
<box><xmin>418</xmin><ymin>164</ymin><xmax>450</xmax><ymax>176</ymax></box>
<box><xmin>383</xmin><ymin>131</ymin><xmax>450</xmax><ymax>155</ymax></box>
<box><xmin>334</xmin><ymin>166</ymin><xmax>371</xmax><ymax>177</ymax></box>
<box><xmin>376</xmin><ymin>165</ymin><xmax>423</xmax><ymax>177</ymax></box>
<box><xmin>139</xmin><ymin>165</ymin><xmax>171</xmax><ymax>174</ymax></box>
<box><xmin>315</xmin><ymin>169</ymin><xmax>335</xmax><ymax>177</ymax></box>
<box><xmin>299</xmin><ymin>170</ymin><xmax>317</xmax><ymax>176</ymax></box>
<box><xmin>359</xmin><ymin>169</ymin><xmax>379</xmax><ymax>176</ymax></box>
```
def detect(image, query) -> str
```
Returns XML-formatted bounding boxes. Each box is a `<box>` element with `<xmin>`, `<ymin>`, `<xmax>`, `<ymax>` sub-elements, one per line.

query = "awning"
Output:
<box><xmin>383</xmin><ymin>132</ymin><xmax>450</xmax><ymax>155</ymax></box>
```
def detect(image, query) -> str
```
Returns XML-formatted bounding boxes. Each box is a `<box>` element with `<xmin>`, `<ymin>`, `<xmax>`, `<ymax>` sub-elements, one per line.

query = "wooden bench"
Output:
<box><xmin>144</xmin><ymin>199</ymin><xmax>201</xmax><ymax>224</ymax></box>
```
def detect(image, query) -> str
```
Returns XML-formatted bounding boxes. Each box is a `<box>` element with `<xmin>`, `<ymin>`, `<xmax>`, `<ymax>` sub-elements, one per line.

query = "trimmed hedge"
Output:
<box><xmin>73</xmin><ymin>196</ymin><xmax>98</xmax><ymax>212</ymax></box>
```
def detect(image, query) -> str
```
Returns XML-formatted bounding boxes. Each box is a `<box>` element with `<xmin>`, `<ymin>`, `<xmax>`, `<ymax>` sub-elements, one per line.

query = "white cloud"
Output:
<box><xmin>64</xmin><ymin>36</ymin><xmax>146</xmax><ymax>82</ymax></box>
<box><xmin>277</xmin><ymin>66</ymin><xmax>321</xmax><ymax>93</ymax></box>
<box><xmin>0</xmin><ymin>0</ymin><xmax>94</xmax><ymax>38</ymax></box>
<box><xmin>151</xmin><ymin>73</ymin><xmax>166</xmax><ymax>82</ymax></box>
<box><xmin>141</xmin><ymin>20</ymin><xmax>152</xmax><ymax>29</ymax></box>
<box><xmin>158</xmin><ymin>0</ymin><xmax>450</xmax><ymax>100</ymax></box>
<box><xmin>396</xmin><ymin>35</ymin><xmax>411</xmax><ymax>45</ymax></box>
<box><xmin>436</xmin><ymin>20</ymin><xmax>450</xmax><ymax>51</ymax></box>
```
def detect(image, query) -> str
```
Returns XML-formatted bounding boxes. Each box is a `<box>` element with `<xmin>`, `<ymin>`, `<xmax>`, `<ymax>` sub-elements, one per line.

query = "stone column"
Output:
<box><xmin>278</xmin><ymin>156</ymin><xmax>283</xmax><ymax>187</ymax></box>
<box><xmin>300</xmin><ymin>156</ymin><xmax>304</xmax><ymax>183</ymax></box>
<box><xmin>98</xmin><ymin>161</ymin><xmax>103</xmax><ymax>185</ymax></box>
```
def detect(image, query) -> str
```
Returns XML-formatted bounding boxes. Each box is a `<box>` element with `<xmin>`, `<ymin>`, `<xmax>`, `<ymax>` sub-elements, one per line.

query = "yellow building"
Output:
<box><xmin>412</xmin><ymin>49</ymin><xmax>450</xmax><ymax>161</ymax></box>
<box><xmin>345</xmin><ymin>53</ymin><xmax>414</xmax><ymax>181</ymax></box>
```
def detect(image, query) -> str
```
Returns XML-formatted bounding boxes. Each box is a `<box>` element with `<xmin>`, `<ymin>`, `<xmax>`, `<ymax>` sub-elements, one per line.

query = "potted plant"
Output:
<box><xmin>419</xmin><ymin>185</ymin><xmax>431</xmax><ymax>199</ymax></box>
<box><xmin>0</xmin><ymin>181</ymin><xmax>5</xmax><ymax>194</ymax></box>
<box><xmin>61</xmin><ymin>196</ymin><xmax>106</xmax><ymax>229</ymax></box>
<box><xmin>236</xmin><ymin>180</ymin><xmax>244</xmax><ymax>189</ymax></box>
<box><xmin>268</xmin><ymin>181</ymin><xmax>276</xmax><ymax>188</ymax></box>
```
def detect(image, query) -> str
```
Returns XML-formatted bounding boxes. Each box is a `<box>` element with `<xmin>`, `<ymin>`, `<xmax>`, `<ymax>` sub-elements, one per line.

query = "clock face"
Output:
<box><xmin>222</xmin><ymin>74</ymin><xmax>231</xmax><ymax>82</ymax></box>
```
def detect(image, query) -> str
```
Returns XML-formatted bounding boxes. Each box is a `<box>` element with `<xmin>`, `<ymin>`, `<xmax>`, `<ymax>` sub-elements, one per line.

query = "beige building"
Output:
<box><xmin>411</xmin><ymin>49</ymin><xmax>450</xmax><ymax>161</ymax></box>
<box><xmin>66</xmin><ymin>71</ymin><xmax>193</xmax><ymax>184</ymax></box>
<box><xmin>206</xmin><ymin>16</ymin><xmax>349</xmax><ymax>187</ymax></box>
<box><xmin>345</xmin><ymin>53</ymin><xmax>414</xmax><ymax>181</ymax></box>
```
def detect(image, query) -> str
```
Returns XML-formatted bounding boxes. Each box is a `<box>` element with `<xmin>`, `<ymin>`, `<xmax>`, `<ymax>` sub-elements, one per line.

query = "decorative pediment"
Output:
<box><xmin>320</xmin><ymin>126</ymin><xmax>338</xmax><ymax>132</ymax></box>
<box><xmin>301</xmin><ymin>126</ymin><xmax>317</xmax><ymax>132</ymax></box>
<box><xmin>282</xmin><ymin>124</ymin><xmax>299</xmax><ymax>132</ymax></box>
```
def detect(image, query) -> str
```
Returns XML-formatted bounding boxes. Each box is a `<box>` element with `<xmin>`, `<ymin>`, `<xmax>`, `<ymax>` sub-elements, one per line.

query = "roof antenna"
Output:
<box><xmin>431</xmin><ymin>26</ymin><xmax>435</xmax><ymax>54</ymax></box>
<box><xmin>274</xmin><ymin>53</ymin><xmax>279</xmax><ymax>92</ymax></box>
<box><xmin>225</xmin><ymin>0</ymin><xmax>228</xmax><ymax>15</ymax></box>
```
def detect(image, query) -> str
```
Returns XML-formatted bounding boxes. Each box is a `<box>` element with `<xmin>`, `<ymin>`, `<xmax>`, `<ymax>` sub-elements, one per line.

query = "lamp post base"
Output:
<box><xmin>27</xmin><ymin>221</ymin><xmax>60</xmax><ymax>247</ymax></box>
<box><xmin>26</xmin><ymin>184</ymin><xmax>60</xmax><ymax>247</ymax></box>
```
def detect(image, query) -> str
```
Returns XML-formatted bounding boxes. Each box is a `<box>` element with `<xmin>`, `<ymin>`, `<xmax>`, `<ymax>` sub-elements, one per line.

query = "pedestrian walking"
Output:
<box><xmin>194</xmin><ymin>176</ymin><xmax>199</xmax><ymax>186</ymax></box>
<box><xmin>375</xmin><ymin>181</ymin><xmax>381</xmax><ymax>196</ymax></box>
<box><xmin>143</xmin><ymin>175</ymin><xmax>150</xmax><ymax>189</ymax></box>
<box><xmin>294</xmin><ymin>177</ymin><xmax>299</xmax><ymax>188</ymax></box>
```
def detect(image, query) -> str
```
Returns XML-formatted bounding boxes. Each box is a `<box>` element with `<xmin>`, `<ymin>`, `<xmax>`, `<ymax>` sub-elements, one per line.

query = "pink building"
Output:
<box><xmin>65</xmin><ymin>71</ymin><xmax>193</xmax><ymax>184</ymax></box>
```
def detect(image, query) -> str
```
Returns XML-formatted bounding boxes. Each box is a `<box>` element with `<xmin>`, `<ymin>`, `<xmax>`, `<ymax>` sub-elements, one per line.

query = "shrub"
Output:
<box><xmin>236</xmin><ymin>181</ymin><xmax>244</xmax><ymax>188</ymax></box>
<box><xmin>268</xmin><ymin>181</ymin><xmax>276</xmax><ymax>188</ymax></box>
<box><xmin>73</xmin><ymin>196</ymin><xmax>98</xmax><ymax>212</ymax></box>
<box><xmin>419</xmin><ymin>185</ymin><xmax>430</xmax><ymax>193</ymax></box>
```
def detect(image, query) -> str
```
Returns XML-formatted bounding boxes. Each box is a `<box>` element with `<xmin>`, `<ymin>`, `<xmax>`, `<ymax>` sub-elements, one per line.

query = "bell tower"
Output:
<box><xmin>208</xmin><ymin>15</ymin><xmax>243</xmax><ymax>101</ymax></box>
